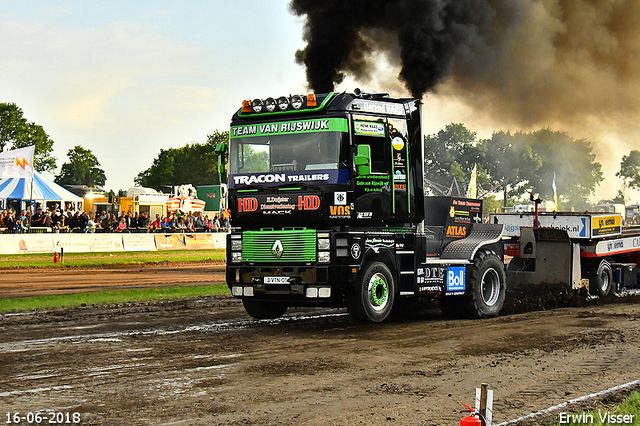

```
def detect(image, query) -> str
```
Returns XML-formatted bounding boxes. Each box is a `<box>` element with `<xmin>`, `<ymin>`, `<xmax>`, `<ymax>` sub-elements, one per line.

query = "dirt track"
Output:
<box><xmin>1</xmin><ymin>264</ymin><xmax>640</xmax><ymax>426</ymax></box>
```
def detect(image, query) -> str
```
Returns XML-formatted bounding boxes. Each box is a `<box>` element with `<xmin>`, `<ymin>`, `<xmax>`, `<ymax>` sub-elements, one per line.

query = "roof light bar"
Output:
<box><xmin>242</xmin><ymin>93</ymin><xmax>322</xmax><ymax>114</ymax></box>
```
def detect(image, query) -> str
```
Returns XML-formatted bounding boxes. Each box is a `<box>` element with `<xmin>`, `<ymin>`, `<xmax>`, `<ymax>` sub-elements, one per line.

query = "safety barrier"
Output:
<box><xmin>0</xmin><ymin>232</ymin><xmax>227</xmax><ymax>254</ymax></box>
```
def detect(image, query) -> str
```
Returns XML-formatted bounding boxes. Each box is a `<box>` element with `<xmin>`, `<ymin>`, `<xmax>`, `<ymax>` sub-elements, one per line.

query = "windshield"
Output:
<box><xmin>230</xmin><ymin>131</ymin><xmax>347</xmax><ymax>174</ymax></box>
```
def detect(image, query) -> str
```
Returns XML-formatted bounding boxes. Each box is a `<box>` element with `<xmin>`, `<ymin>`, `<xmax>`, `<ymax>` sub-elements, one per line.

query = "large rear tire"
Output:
<box><xmin>242</xmin><ymin>299</ymin><xmax>288</xmax><ymax>320</ymax></box>
<box><xmin>347</xmin><ymin>261</ymin><xmax>395</xmax><ymax>323</ymax></box>
<box><xmin>468</xmin><ymin>250</ymin><xmax>506</xmax><ymax>318</ymax></box>
<box><xmin>439</xmin><ymin>249</ymin><xmax>506</xmax><ymax>319</ymax></box>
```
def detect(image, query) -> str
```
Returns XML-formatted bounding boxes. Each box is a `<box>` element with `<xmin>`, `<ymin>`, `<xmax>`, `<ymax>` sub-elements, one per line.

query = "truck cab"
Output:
<box><xmin>223</xmin><ymin>91</ymin><xmax>505</xmax><ymax>322</ymax></box>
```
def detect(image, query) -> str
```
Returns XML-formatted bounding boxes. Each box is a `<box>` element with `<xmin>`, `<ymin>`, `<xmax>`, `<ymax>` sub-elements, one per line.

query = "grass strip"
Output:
<box><xmin>546</xmin><ymin>391</ymin><xmax>640</xmax><ymax>425</ymax></box>
<box><xmin>0</xmin><ymin>284</ymin><xmax>231</xmax><ymax>313</ymax></box>
<box><xmin>0</xmin><ymin>249</ymin><xmax>226</xmax><ymax>268</ymax></box>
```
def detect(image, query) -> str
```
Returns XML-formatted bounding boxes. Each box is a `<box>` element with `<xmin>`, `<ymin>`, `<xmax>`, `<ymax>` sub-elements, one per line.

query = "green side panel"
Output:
<box><xmin>242</xmin><ymin>229</ymin><xmax>316</xmax><ymax>263</ymax></box>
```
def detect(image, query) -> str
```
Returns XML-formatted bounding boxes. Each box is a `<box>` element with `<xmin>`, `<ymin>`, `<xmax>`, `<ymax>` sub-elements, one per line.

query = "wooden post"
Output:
<box><xmin>479</xmin><ymin>383</ymin><xmax>488</xmax><ymax>418</ymax></box>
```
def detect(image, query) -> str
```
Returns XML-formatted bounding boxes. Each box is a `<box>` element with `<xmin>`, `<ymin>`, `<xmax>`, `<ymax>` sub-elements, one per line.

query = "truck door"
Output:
<box><xmin>388</xmin><ymin>118</ymin><xmax>411</xmax><ymax>220</ymax></box>
<box><xmin>352</xmin><ymin>116</ymin><xmax>392</xmax><ymax>221</ymax></box>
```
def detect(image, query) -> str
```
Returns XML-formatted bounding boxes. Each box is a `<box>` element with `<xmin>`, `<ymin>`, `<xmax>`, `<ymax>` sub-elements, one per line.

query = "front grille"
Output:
<box><xmin>242</xmin><ymin>229</ymin><xmax>316</xmax><ymax>263</ymax></box>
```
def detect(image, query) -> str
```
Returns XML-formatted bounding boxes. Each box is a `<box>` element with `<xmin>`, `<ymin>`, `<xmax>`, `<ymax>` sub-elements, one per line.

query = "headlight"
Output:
<box><xmin>317</xmin><ymin>238</ymin><xmax>330</xmax><ymax>250</ymax></box>
<box><xmin>277</xmin><ymin>96</ymin><xmax>289</xmax><ymax>111</ymax></box>
<box><xmin>231</xmin><ymin>240</ymin><xmax>242</xmax><ymax>251</ymax></box>
<box><xmin>251</xmin><ymin>99</ymin><xmax>263</xmax><ymax>113</ymax></box>
<box><xmin>231</xmin><ymin>252</ymin><xmax>242</xmax><ymax>263</ymax></box>
<box><xmin>318</xmin><ymin>251</ymin><xmax>330</xmax><ymax>263</ymax></box>
<box><xmin>265</xmin><ymin>97</ymin><xmax>276</xmax><ymax>112</ymax></box>
<box><xmin>291</xmin><ymin>95</ymin><xmax>303</xmax><ymax>110</ymax></box>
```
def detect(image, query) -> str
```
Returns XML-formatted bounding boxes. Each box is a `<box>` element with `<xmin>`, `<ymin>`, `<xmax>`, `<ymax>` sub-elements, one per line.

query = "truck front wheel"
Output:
<box><xmin>242</xmin><ymin>299</ymin><xmax>288</xmax><ymax>320</ymax></box>
<box><xmin>347</xmin><ymin>261</ymin><xmax>395</xmax><ymax>323</ymax></box>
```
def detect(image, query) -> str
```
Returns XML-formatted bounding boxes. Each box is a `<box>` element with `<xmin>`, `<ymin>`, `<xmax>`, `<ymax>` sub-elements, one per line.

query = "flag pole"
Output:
<box><xmin>28</xmin><ymin>174</ymin><xmax>34</xmax><ymax>229</ymax></box>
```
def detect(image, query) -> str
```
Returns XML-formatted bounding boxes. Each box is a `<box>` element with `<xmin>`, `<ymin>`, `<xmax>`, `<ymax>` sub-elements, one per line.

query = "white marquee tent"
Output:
<box><xmin>0</xmin><ymin>171</ymin><xmax>82</xmax><ymax>210</ymax></box>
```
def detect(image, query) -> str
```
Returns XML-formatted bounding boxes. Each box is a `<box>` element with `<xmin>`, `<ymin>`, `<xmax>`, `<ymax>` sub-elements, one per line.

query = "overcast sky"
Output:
<box><xmin>1</xmin><ymin>1</ymin><xmax>636</xmax><ymax>202</ymax></box>
<box><xmin>0</xmin><ymin>1</ymin><xmax>314</xmax><ymax>191</ymax></box>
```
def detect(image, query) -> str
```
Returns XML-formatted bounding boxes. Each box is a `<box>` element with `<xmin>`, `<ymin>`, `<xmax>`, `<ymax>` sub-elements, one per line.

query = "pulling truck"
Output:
<box><xmin>220</xmin><ymin>91</ymin><xmax>506</xmax><ymax>323</ymax></box>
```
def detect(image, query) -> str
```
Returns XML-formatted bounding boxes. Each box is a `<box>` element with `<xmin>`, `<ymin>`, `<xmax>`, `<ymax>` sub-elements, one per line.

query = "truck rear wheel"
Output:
<box><xmin>440</xmin><ymin>250</ymin><xmax>506</xmax><ymax>319</ymax></box>
<box><xmin>588</xmin><ymin>260</ymin><xmax>614</xmax><ymax>297</ymax></box>
<box><xmin>242</xmin><ymin>299</ymin><xmax>288</xmax><ymax>320</ymax></box>
<box><xmin>468</xmin><ymin>249</ymin><xmax>506</xmax><ymax>318</ymax></box>
<box><xmin>347</xmin><ymin>261</ymin><xmax>395</xmax><ymax>323</ymax></box>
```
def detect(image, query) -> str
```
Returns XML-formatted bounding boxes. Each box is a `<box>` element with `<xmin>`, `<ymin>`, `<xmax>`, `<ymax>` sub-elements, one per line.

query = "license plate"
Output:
<box><xmin>264</xmin><ymin>276</ymin><xmax>290</xmax><ymax>284</ymax></box>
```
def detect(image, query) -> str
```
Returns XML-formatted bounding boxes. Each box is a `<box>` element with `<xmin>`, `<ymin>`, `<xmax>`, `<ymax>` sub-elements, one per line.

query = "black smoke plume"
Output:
<box><xmin>290</xmin><ymin>0</ymin><xmax>500</xmax><ymax>98</ymax></box>
<box><xmin>290</xmin><ymin>0</ymin><xmax>640</xmax><ymax>129</ymax></box>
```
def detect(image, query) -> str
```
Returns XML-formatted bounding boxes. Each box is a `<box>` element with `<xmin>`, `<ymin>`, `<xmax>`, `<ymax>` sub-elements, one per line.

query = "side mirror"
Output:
<box><xmin>354</xmin><ymin>145</ymin><xmax>371</xmax><ymax>176</ymax></box>
<box><xmin>218</xmin><ymin>156</ymin><xmax>227</xmax><ymax>184</ymax></box>
<box><xmin>214</xmin><ymin>142</ymin><xmax>227</xmax><ymax>154</ymax></box>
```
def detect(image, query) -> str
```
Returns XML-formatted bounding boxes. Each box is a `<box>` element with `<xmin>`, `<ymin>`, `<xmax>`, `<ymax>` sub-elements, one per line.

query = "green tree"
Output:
<box><xmin>617</xmin><ymin>150</ymin><xmax>640</xmax><ymax>190</ymax></box>
<box><xmin>479</xmin><ymin>131</ymin><xmax>541</xmax><ymax>204</ymax></box>
<box><xmin>423</xmin><ymin>123</ymin><xmax>486</xmax><ymax>196</ymax></box>
<box><xmin>0</xmin><ymin>103</ymin><xmax>56</xmax><ymax>172</ymax></box>
<box><xmin>55</xmin><ymin>146</ymin><xmax>107</xmax><ymax>187</ymax></box>
<box><xmin>135</xmin><ymin>130</ymin><xmax>228</xmax><ymax>188</ymax></box>
<box><xmin>526</xmin><ymin>129</ymin><xmax>602</xmax><ymax>211</ymax></box>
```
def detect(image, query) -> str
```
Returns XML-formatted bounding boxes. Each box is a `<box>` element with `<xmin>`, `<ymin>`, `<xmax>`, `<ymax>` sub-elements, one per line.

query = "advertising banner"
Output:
<box><xmin>122</xmin><ymin>234</ymin><xmax>157</xmax><ymax>251</ymax></box>
<box><xmin>89</xmin><ymin>234</ymin><xmax>125</xmax><ymax>252</ymax></box>
<box><xmin>53</xmin><ymin>234</ymin><xmax>91</xmax><ymax>253</ymax></box>
<box><xmin>211</xmin><ymin>233</ymin><xmax>226</xmax><ymax>249</ymax></box>
<box><xmin>0</xmin><ymin>234</ymin><xmax>16</xmax><ymax>254</ymax></box>
<box><xmin>184</xmin><ymin>233</ymin><xmax>216</xmax><ymax>250</ymax></box>
<box><xmin>16</xmin><ymin>234</ymin><xmax>54</xmax><ymax>253</ymax></box>
<box><xmin>155</xmin><ymin>234</ymin><xmax>187</xmax><ymax>250</ymax></box>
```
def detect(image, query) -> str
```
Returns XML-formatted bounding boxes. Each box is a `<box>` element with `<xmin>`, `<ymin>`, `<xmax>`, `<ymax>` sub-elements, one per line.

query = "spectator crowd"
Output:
<box><xmin>0</xmin><ymin>206</ymin><xmax>230</xmax><ymax>234</ymax></box>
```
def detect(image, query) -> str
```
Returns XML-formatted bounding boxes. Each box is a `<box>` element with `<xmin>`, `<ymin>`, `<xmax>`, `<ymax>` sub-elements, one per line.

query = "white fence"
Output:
<box><xmin>0</xmin><ymin>232</ymin><xmax>227</xmax><ymax>254</ymax></box>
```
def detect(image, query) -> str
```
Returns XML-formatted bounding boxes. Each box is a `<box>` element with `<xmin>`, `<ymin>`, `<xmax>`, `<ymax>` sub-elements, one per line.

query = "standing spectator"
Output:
<box><xmin>132</xmin><ymin>212</ymin><xmax>141</xmax><ymax>231</ymax></box>
<box><xmin>151</xmin><ymin>214</ymin><xmax>162</xmax><ymax>231</ymax></box>
<box><xmin>4</xmin><ymin>210</ymin><xmax>15</xmax><ymax>233</ymax></box>
<box><xmin>195</xmin><ymin>212</ymin><xmax>205</xmax><ymax>229</ymax></box>
<box><xmin>86</xmin><ymin>213</ymin><xmax>97</xmax><ymax>233</ymax></box>
<box><xmin>213</xmin><ymin>215</ymin><xmax>220</xmax><ymax>232</ymax></box>
<box><xmin>115</xmin><ymin>218</ymin><xmax>127</xmax><ymax>232</ymax></box>
<box><xmin>31</xmin><ymin>207</ymin><xmax>45</xmax><ymax>228</ymax></box>
<box><xmin>78</xmin><ymin>211</ymin><xmax>89</xmax><ymax>232</ymax></box>
<box><xmin>161</xmin><ymin>215</ymin><xmax>172</xmax><ymax>232</ymax></box>
<box><xmin>69</xmin><ymin>212</ymin><xmax>80</xmax><ymax>232</ymax></box>
<box><xmin>101</xmin><ymin>213</ymin><xmax>114</xmax><ymax>232</ymax></box>
<box><xmin>44</xmin><ymin>210</ymin><xmax>53</xmax><ymax>229</ymax></box>
<box><xmin>175</xmin><ymin>216</ymin><xmax>187</xmax><ymax>231</ymax></box>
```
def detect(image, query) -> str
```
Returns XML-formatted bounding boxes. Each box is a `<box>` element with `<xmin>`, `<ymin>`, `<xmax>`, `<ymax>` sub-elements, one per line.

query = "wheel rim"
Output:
<box><xmin>599</xmin><ymin>269</ymin><xmax>610</xmax><ymax>292</ymax></box>
<box><xmin>481</xmin><ymin>268</ymin><xmax>500</xmax><ymax>307</ymax></box>
<box><xmin>368</xmin><ymin>272</ymin><xmax>389</xmax><ymax>312</ymax></box>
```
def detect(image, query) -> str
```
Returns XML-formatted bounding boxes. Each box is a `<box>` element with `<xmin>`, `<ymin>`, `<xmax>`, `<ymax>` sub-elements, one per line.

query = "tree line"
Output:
<box><xmin>2</xmin><ymin>102</ymin><xmax>640</xmax><ymax>209</ymax></box>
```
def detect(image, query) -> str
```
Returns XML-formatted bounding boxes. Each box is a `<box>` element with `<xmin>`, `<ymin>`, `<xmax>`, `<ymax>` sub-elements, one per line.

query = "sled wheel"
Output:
<box><xmin>347</xmin><ymin>261</ymin><xmax>395</xmax><ymax>323</ymax></box>
<box><xmin>588</xmin><ymin>259</ymin><xmax>614</xmax><ymax>297</ymax></box>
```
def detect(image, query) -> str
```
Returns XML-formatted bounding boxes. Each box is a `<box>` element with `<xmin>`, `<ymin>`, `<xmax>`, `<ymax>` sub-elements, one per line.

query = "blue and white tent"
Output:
<box><xmin>0</xmin><ymin>171</ymin><xmax>82</xmax><ymax>204</ymax></box>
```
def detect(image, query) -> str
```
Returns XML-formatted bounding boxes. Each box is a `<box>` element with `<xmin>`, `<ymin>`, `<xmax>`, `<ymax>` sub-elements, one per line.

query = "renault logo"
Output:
<box><xmin>272</xmin><ymin>240</ymin><xmax>284</xmax><ymax>259</ymax></box>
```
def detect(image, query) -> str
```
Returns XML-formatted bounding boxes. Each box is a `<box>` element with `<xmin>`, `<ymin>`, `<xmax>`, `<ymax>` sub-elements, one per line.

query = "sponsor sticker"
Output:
<box><xmin>446</xmin><ymin>266</ymin><xmax>466</xmax><ymax>292</ymax></box>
